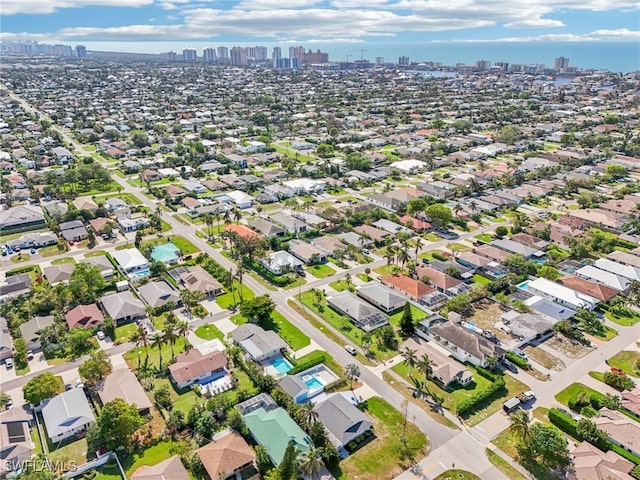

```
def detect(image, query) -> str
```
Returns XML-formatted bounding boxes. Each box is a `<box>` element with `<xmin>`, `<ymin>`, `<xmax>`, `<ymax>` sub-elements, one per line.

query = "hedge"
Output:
<box><xmin>505</xmin><ymin>352</ymin><xmax>531</xmax><ymax>370</ymax></box>
<box><xmin>288</xmin><ymin>354</ymin><xmax>327</xmax><ymax>375</ymax></box>
<box><xmin>5</xmin><ymin>265</ymin><xmax>39</xmax><ymax>276</ymax></box>
<box><xmin>244</xmin><ymin>258</ymin><xmax>296</xmax><ymax>287</ymax></box>
<box><xmin>432</xmin><ymin>252</ymin><xmax>449</xmax><ymax>262</ymax></box>
<box><xmin>456</xmin><ymin>377</ymin><xmax>506</xmax><ymax>417</ymax></box>
<box><xmin>474</xmin><ymin>366</ymin><xmax>498</xmax><ymax>382</ymax></box>
<box><xmin>548</xmin><ymin>408</ymin><xmax>578</xmax><ymax>438</ymax></box>
<box><xmin>610</xmin><ymin>444</ymin><xmax>640</xmax><ymax>466</ymax></box>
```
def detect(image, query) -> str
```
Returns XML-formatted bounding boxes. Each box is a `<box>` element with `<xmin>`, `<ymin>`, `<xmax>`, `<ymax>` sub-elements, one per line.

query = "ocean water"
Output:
<box><xmin>84</xmin><ymin>41</ymin><xmax>639</xmax><ymax>73</ymax></box>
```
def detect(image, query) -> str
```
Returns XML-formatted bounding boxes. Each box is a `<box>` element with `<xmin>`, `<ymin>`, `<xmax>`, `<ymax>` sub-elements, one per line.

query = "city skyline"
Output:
<box><xmin>1</xmin><ymin>0</ymin><xmax>637</xmax><ymax>51</ymax></box>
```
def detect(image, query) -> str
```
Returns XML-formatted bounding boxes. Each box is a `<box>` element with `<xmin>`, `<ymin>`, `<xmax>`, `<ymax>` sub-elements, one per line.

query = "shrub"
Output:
<box><xmin>495</xmin><ymin>226</ymin><xmax>508</xmax><ymax>237</ymax></box>
<box><xmin>456</xmin><ymin>377</ymin><xmax>506</xmax><ymax>417</ymax></box>
<box><xmin>287</xmin><ymin>355</ymin><xmax>327</xmax><ymax>375</ymax></box>
<box><xmin>505</xmin><ymin>352</ymin><xmax>531</xmax><ymax>370</ymax></box>
<box><xmin>475</xmin><ymin>366</ymin><xmax>497</xmax><ymax>382</ymax></box>
<box><xmin>604</xmin><ymin>371</ymin><xmax>636</xmax><ymax>391</ymax></box>
<box><xmin>580</xmin><ymin>405</ymin><xmax>599</xmax><ymax>418</ymax></box>
<box><xmin>548</xmin><ymin>408</ymin><xmax>578</xmax><ymax>438</ymax></box>
<box><xmin>432</xmin><ymin>251</ymin><xmax>449</xmax><ymax>261</ymax></box>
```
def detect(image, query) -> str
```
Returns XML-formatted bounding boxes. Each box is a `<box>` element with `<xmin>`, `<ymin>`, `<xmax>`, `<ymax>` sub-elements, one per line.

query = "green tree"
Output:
<box><xmin>23</xmin><ymin>372</ymin><xmax>63</xmax><ymax>406</ymax></box>
<box><xmin>78</xmin><ymin>350</ymin><xmax>112</xmax><ymax>386</ymax></box>
<box><xmin>68</xmin><ymin>263</ymin><xmax>105</xmax><ymax>305</ymax></box>
<box><xmin>518</xmin><ymin>423</ymin><xmax>570</xmax><ymax>470</ymax></box>
<box><xmin>401</xmin><ymin>347</ymin><xmax>418</xmax><ymax>377</ymax></box>
<box><xmin>277</xmin><ymin>441</ymin><xmax>299</xmax><ymax>480</ymax></box>
<box><xmin>345</xmin><ymin>363</ymin><xmax>360</xmax><ymax>390</ymax></box>
<box><xmin>96</xmin><ymin>398</ymin><xmax>145</xmax><ymax>450</ymax></box>
<box><xmin>416</xmin><ymin>353</ymin><xmax>433</xmax><ymax>379</ymax></box>
<box><xmin>316</xmin><ymin>143</ymin><xmax>334</xmax><ymax>158</ymax></box>
<box><xmin>67</xmin><ymin>328</ymin><xmax>94</xmax><ymax>358</ymax></box>
<box><xmin>424</xmin><ymin>204</ymin><xmax>452</xmax><ymax>229</ymax></box>
<box><xmin>154</xmin><ymin>384</ymin><xmax>173</xmax><ymax>410</ymax></box>
<box><xmin>0</xmin><ymin>392</ymin><xmax>12</xmax><ymax>409</ymax></box>
<box><xmin>537</xmin><ymin>265</ymin><xmax>560</xmax><ymax>281</ymax></box>
<box><xmin>150</xmin><ymin>332</ymin><xmax>165</xmax><ymax>368</ymax></box>
<box><xmin>298</xmin><ymin>446</ymin><xmax>325</xmax><ymax>480</ymax></box>
<box><xmin>399</xmin><ymin>302</ymin><xmax>415</xmax><ymax>337</ymax></box>
<box><xmin>13</xmin><ymin>337</ymin><xmax>28</xmax><ymax>369</ymax></box>
<box><xmin>255</xmin><ymin>444</ymin><xmax>273</xmax><ymax>475</ymax></box>
<box><xmin>495</xmin><ymin>226</ymin><xmax>508</xmax><ymax>237</ymax></box>
<box><xmin>239</xmin><ymin>294</ymin><xmax>275</xmax><ymax>325</ymax></box>
<box><xmin>605</xmin><ymin>164</ymin><xmax>628</xmax><ymax>179</ymax></box>
<box><xmin>576</xmin><ymin>418</ymin><xmax>607</xmax><ymax>447</ymax></box>
<box><xmin>509</xmin><ymin>410</ymin><xmax>531</xmax><ymax>443</ymax></box>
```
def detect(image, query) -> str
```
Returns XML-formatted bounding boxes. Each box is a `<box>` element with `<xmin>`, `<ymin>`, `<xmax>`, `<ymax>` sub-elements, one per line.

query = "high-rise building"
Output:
<box><xmin>254</xmin><ymin>46</ymin><xmax>268</xmax><ymax>61</ymax></box>
<box><xmin>272</xmin><ymin>47</ymin><xmax>281</xmax><ymax>68</ymax></box>
<box><xmin>398</xmin><ymin>55</ymin><xmax>409</xmax><ymax>66</ymax></box>
<box><xmin>554</xmin><ymin>57</ymin><xmax>570</xmax><ymax>71</ymax></box>
<box><xmin>203</xmin><ymin>47</ymin><xmax>217</xmax><ymax>63</ymax></box>
<box><xmin>53</xmin><ymin>44</ymin><xmax>73</xmax><ymax>56</ymax></box>
<box><xmin>217</xmin><ymin>46</ymin><xmax>229</xmax><ymax>61</ymax></box>
<box><xmin>289</xmin><ymin>46</ymin><xmax>305</xmax><ymax>59</ymax></box>
<box><xmin>164</xmin><ymin>51</ymin><xmax>178</xmax><ymax>62</ymax></box>
<box><xmin>475</xmin><ymin>59</ymin><xmax>491</xmax><ymax>71</ymax></box>
<box><xmin>75</xmin><ymin>45</ymin><xmax>87</xmax><ymax>58</ymax></box>
<box><xmin>375</xmin><ymin>56</ymin><xmax>384</xmax><ymax>66</ymax></box>
<box><xmin>230</xmin><ymin>46</ymin><xmax>248</xmax><ymax>66</ymax></box>
<box><xmin>183</xmin><ymin>48</ymin><xmax>197</xmax><ymax>62</ymax></box>
<box><xmin>494</xmin><ymin>61</ymin><xmax>509</xmax><ymax>72</ymax></box>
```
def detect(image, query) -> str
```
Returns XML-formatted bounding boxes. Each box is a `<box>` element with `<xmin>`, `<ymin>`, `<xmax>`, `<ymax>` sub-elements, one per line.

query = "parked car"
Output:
<box><xmin>96</xmin><ymin>331</ymin><xmax>105</xmax><ymax>340</ymax></box>
<box><xmin>502</xmin><ymin>359</ymin><xmax>518</xmax><ymax>373</ymax></box>
<box><xmin>26</xmin><ymin>350</ymin><xmax>34</xmax><ymax>360</ymax></box>
<box><xmin>6</xmin><ymin>398</ymin><xmax>13</xmax><ymax>409</ymax></box>
<box><xmin>345</xmin><ymin>345</ymin><xmax>357</xmax><ymax>355</ymax></box>
<box><xmin>30</xmin><ymin>248</ymin><xmax>36</xmax><ymax>254</ymax></box>
<box><xmin>65</xmin><ymin>383</ymin><xmax>72</xmax><ymax>391</ymax></box>
<box><xmin>75</xmin><ymin>379</ymin><xmax>84</xmax><ymax>389</ymax></box>
<box><xmin>4</xmin><ymin>358</ymin><xmax>13</xmax><ymax>369</ymax></box>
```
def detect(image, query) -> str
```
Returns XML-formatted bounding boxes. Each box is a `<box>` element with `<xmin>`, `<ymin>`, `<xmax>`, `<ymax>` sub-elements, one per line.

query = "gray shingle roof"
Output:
<box><xmin>41</xmin><ymin>389</ymin><xmax>94</xmax><ymax>440</ymax></box>
<box><xmin>314</xmin><ymin>394</ymin><xmax>373</xmax><ymax>447</ymax></box>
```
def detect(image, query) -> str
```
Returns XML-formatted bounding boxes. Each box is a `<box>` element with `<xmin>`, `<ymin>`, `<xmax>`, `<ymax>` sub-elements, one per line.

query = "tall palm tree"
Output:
<box><xmin>233</xmin><ymin>208</ymin><xmax>242</xmax><ymax>224</ymax></box>
<box><xmin>163</xmin><ymin>322</ymin><xmax>178</xmax><ymax>362</ymax></box>
<box><xmin>402</xmin><ymin>347</ymin><xmax>418</xmax><ymax>378</ymax></box>
<box><xmin>130</xmin><ymin>325</ymin><xmax>148</xmax><ymax>369</ymax></box>
<box><xmin>150</xmin><ymin>332</ymin><xmax>165</xmax><ymax>369</ymax></box>
<box><xmin>175</xmin><ymin>320</ymin><xmax>192</xmax><ymax>343</ymax></box>
<box><xmin>385</xmin><ymin>245</ymin><xmax>397</xmax><ymax>267</ymax></box>
<box><xmin>412</xmin><ymin>236</ymin><xmax>424</xmax><ymax>261</ymax></box>
<box><xmin>298</xmin><ymin>446</ymin><xmax>325</xmax><ymax>480</ymax></box>
<box><xmin>509</xmin><ymin>410</ymin><xmax>531</xmax><ymax>443</ymax></box>
<box><xmin>345</xmin><ymin>363</ymin><xmax>360</xmax><ymax>391</ymax></box>
<box><xmin>235</xmin><ymin>263</ymin><xmax>245</xmax><ymax>301</ymax></box>
<box><xmin>416</xmin><ymin>353</ymin><xmax>433</xmax><ymax>379</ymax></box>
<box><xmin>300</xmin><ymin>402</ymin><xmax>319</xmax><ymax>427</ymax></box>
<box><xmin>204</xmin><ymin>214</ymin><xmax>214</xmax><ymax>239</ymax></box>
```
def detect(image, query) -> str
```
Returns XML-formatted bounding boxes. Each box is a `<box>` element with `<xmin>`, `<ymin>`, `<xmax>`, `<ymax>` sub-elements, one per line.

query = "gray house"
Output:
<box><xmin>0</xmin><ymin>317</ymin><xmax>13</xmax><ymax>361</ymax></box>
<box><xmin>356</xmin><ymin>282</ymin><xmax>407</xmax><ymax>313</ymax></box>
<box><xmin>327</xmin><ymin>292</ymin><xmax>389</xmax><ymax>332</ymax></box>
<box><xmin>231</xmin><ymin>324</ymin><xmax>288</xmax><ymax>363</ymax></box>
<box><xmin>314</xmin><ymin>394</ymin><xmax>373</xmax><ymax>450</ymax></box>
<box><xmin>41</xmin><ymin>389</ymin><xmax>95</xmax><ymax>443</ymax></box>
<box><xmin>19</xmin><ymin>315</ymin><xmax>55</xmax><ymax>351</ymax></box>
<box><xmin>138</xmin><ymin>281</ymin><xmax>180</xmax><ymax>308</ymax></box>
<box><xmin>100</xmin><ymin>291</ymin><xmax>145</xmax><ymax>323</ymax></box>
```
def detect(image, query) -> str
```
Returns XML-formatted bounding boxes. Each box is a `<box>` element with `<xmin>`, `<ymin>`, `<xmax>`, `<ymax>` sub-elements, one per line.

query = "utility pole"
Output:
<box><xmin>360</xmin><ymin>49</ymin><xmax>367</xmax><ymax>61</ymax></box>
<box><xmin>345</xmin><ymin>54</ymin><xmax>352</xmax><ymax>61</ymax></box>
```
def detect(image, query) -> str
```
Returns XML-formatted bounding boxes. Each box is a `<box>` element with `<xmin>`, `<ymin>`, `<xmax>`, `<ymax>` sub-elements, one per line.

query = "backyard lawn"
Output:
<box><xmin>308</xmin><ymin>263</ymin><xmax>336</xmax><ymax>278</ymax></box>
<box><xmin>121</xmin><ymin>440</ymin><xmax>176</xmax><ymax>476</ymax></box>
<box><xmin>93</xmin><ymin>462</ymin><xmax>124</xmax><ymax>480</ymax></box>
<box><xmin>216</xmin><ymin>282</ymin><xmax>254</xmax><ymax>309</ymax></box>
<box><xmin>230</xmin><ymin>310</ymin><xmax>310</xmax><ymax>351</ymax></box>
<box><xmin>167</xmin><ymin>235</ymin><xmax>200</xmax><ymax>255</ymax></box>
<box><xmin>555</xmin><ymin>382</ymin><xmax>602</xmax><ymax>407</ymax></box>
<box><xmin>608</xmin><ymin>350</ymin><xmax>640</xmax><ymax>377</ymax></box>
<box><xmin>114</xmin><ymin>322</ymin><xmax>137</xmax><ymax>343</ymax></box>
<box><xmin>388</xmin><ymin>304</ymin><xmax>428</xmax><ymax>326</ymax></box>
<box><xmin>124</xmin><ymin>337</ymin><xmax>188</xmax><ymax>372</ymax></box>
<box><xmin>151</xmin><ymin>377</ymin><xmax>198</xmax><ymax>414</ymax></box>
<box><xmin>472</xmin><ymin>274</ymin><xmax>491</xmax><ymax>285</ymax></box>
<box><xmin>334</xmin><ymin>397</ymin><xmax>428</xmax><ymax>480</ymax></box>
<box><xmin>194</xmin><ymin>323</ymin><xmax>225</xmax><ymax>341</ymax></box>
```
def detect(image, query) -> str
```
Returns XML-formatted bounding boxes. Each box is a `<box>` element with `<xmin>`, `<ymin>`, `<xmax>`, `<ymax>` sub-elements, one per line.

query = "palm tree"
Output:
<box><xmin>163</xmin><ymin>322</ymin><xmax>178</xmax><ymax>362</ymax></box>
<box><xmin>344</xmin><ymin>272</ymin><xmax>352</xmax><ymax>291</ymax></box>
<box><xmin>298</xmin><ymin>446</ymin><xmax>325</xmax><ymax>480</ymax></box>
<box><xmin>175</xmin><ymin>320</ymin><xmax>192</xmax><ymax>343</ymax></box>
<box><xmin>453</xmin><ymin>203</ymin><xmax>462</xmax><ymax>218</ymax></box>
<box><xmin>300</xmin><ymin>402</ymin><xmax>319</xmax><ymax>426</ymax></box>
<box><xmin>384</xmin><ymin>245</ymin><xmax>397</xmax><ymax>267</ymax></box>
<box><xmin>150</xmin><ymin>332</ymin><xmax>165</xmax><ymax>369</ymax></box>
<box><xmin>509</xmin><ymin>410</ymin><xmax>531</xmax><ymax>443</ymax></box>
<box><xmin>402</xmin><ymin>347</ymin><xmax>418</xmax><ymax>378</ymax></box>
<box><xmin>235</xmin><ymin>263</ymin><xmax>245</xmax><ymax>301</ymax></box>
<box><xmin>345</xmin><ymin>363</ymin><xmax>360</xmax><ymax>391</ymax></box>
<box><xmin>233</xmin><ymin>208</ymin><xmax>242</xmax><ymax>224</ymax></box>
<box><xmin>204</xmin><ymin>214</ymin><xmax>214</xmax><ymax>239</ymax></box>
<box><xmin>416</xmin><ymin>354</ymin><xmax>433</xmax><ymax>379</ymax></box>
<box><xmin>130</xmin><ymin>324</ymin><xmax>149</xmax><ymax>368</ymax></box>
<box><xmin>412</xmin><ymin>236</ymin><xmax>424</xmax><ymax>261</ymax></box>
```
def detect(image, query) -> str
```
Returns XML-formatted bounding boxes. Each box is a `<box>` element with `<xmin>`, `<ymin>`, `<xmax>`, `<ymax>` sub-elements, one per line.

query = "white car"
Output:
<box><xmin>345</xmin><ymin>345</ymin><xmax>357</xmax><ymax>355</ymax></box>
<box><xmin>96</xmin><ymin>331</ymin><xmax>105</xmax><ymax>340</ymax></box>
<box><xmin>75</xmin><ymin>379</ymin><xmax>85</xmax><ymax>389</ymax></box>
<box><xmin>4</xmin><ymin>358</ymin><xmax>13</xmax><ymax>369</ymax></box>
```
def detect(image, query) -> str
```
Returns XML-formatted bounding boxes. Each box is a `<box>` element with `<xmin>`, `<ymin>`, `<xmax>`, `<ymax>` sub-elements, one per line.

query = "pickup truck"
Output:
<box><xmin>516</xmin><ymin>391</ymin><xmax>535</xmax><ymax>403</ymax></box>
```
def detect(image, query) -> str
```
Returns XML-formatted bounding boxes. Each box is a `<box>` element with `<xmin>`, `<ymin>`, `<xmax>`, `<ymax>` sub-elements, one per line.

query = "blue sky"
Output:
<box><xmin>2</xmin><ymin>0</ymin><xmax>638</xmax><ymax>50</ymax></box>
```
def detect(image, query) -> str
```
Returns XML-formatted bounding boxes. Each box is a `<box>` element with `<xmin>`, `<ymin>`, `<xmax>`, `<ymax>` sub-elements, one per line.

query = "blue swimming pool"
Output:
<box><xmin>133</xmin><ymin>269</ymin><xmax>150</xmax><ymax>277</ymax></box>
<box><xmin>304</xmin><ymin>377</ymin><xmax>324</xmax><ymax>389</ymax></box>
<box><xmin>518</xmin><ymin>281</ymin><xmax>530</xmax><ymax>291</ymax></box>
<box><xmin>270</xmin><ymin>356</ymin><xmax>293</xmax><ymax>375</ymax></box>
<box><xmin>151</xmin><ymin>243</ymin><xmax>180</xmax><ymax>263</ymax></box>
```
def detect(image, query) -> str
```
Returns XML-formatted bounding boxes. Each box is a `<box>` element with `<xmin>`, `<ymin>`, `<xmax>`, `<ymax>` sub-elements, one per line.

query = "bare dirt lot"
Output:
<box><xmin>523</xmin><ymin>345</ymin><xmax>566</xmax><ymax>371</ymax></box>
<box><xmin>544</xmin><ymin>334</ymin><xmax>592</xmax><ymax>359</ymax></box>
<box><xmin>469</xmin><ymin>301</ymin><xmax>511</xmax><ymax>343</ymax></box>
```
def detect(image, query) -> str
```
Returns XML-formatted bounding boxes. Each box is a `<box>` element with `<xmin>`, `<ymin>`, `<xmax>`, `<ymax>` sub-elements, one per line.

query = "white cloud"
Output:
<box><xmin>433</xmin><ymin>28</ymin><xmax>640</xmax><ymax>43</ymax></box>
<box><xmin>505</xmin><ymin>19</ymin><xmax>565</xmax><ymax>28</ymax></box>
<box><xmin>2</xmin><ymin>0</ymin><xmax>153</xmax><ymax>15</ymax></box>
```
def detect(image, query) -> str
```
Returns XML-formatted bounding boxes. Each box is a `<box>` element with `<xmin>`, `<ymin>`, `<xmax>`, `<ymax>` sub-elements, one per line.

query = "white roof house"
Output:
<box><xmin>111</xmin><ymin>248</ymin><xmax>150</xmax><ymax>276</ymax></box>
<box><xmin>41</xmin><ymin>389</ymin><xmax>95</xmax><ymax>443</ymax></box>
<box><xmin>226</xmin><ymin>190</ymin><xmax>254</xmax><ymax>209</ymax></box>
<box><xmin>525</xmin><ymin>277</ymin><xmax>599</xmax><ymax>311</ymax></box>
<box><xmin>282</xmin><ymin>178</ymin><xmax>325</xmax><ymax>194</ymax></box>
<box><xmin>575</xmin><ymin>265</ymin><xmax>630</xmax><ymax>292</ymax></box>
<box><xmin>261</xmin><ymin>251</ymin><xmax>303</xmax><ymax>275</ymax></box>
<box><xmin>389</xmin><ymin>159</ymin><xmax>426</xmax><ymax>173</ymax></box>
<box><xmin>594</xmin><ymin>258</ymin><xmax>640</xmax><ymax>282</ymax></box>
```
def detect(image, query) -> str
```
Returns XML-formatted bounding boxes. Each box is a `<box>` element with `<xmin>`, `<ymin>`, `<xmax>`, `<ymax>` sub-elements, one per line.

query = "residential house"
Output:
<box><xmin>569</xmin><ymin>209</ymin><xmax>626</xmax><ymax>231</ymax></box>
<box><xmin>6</xmin><ymin>232</ymin><xmax>57</xmax><ymax>250</ymax></box>
<box><xmin>575</xmin><ymin>265</ymin><xmax>630</xmax><ymax>293</ymax></box>
<box><xmin>196</xmin><ymin>430</ymin><xmax>257</xmax><ymax>480</ymax></box>
<box><xmin>0</xmin><ymin>407</ymin><xmax>34</xmax><ymax>478</ymax></box>
<box><xmin>491</xmin><ymin>238</ymin><xmax>544</xmax><ymax>260</ymax></box>
<box><xmin>130</xmin><ymin>456</ymin><xmax>191</xmax><ymax>480</ymax></box>
<box><xmin>226</xmin><ymin>190</ymin><xmax>254</xmax><ymax>209</ymax></box>
<box><xmin>51</xmin><ymin>146</ymin><xmax>73</xmax><ymax>164</ymax></box>
<box><xmin>264</xmin><ymin>184</ymin><xmax>296</xmax><ymax>199</ymax></box>
<box><xmin>65</xmin><ymin>304</ymin><xmax>104</xmax><ymax>329</ymax></box>
<box><xmin>165</xmin><ymin>184</ymin><xmax>187</xmax><ymax>200</ymax></box>
<box><xmin>0</xmin><ymin>274</ymin><xmax>32</xmax><ymax>303</ymax></box>
<box><xmin>568</xmin><ymin>441</ymin><xmax>634</xmax><ymax>480</ymax></box>
<box><xmin>96</xmin><ymin>368</ymin><xmax>153</xmax><ymax>414</ymax></box>
<box><xmin>224</xmin><ymin>223</ymin><xmax>263</xmax><ymax>240</ymax></box>
<box><xmin>380</xmin><ymin>274</ymin><xmax>447</xmax><ymax>307</ymax></box>
<box><xmin>428</xmin><ymin>260</ymin><xmax>474</xmax><ymax>281</ymax></box>
<box><xmin>292</xmin><ymin>212</ymin><xmax>327</xmax><ymax>229</ymax></box>
<box><xmin>79</xmin><ymin>256</ymin><xmax>114</xmax><ymax>280</ymax></box>
<box><xmin>524</xmin><ymin>296</ymin><xmax>576</xmax><ymax>323</ymax></box>
<box><xmin>399</xmin><ymin>215</ymin><xmax>431</xmax><ymax>232</ymax></box>
<box><xmin>247</xmin><ymin>217</ymin><xmax>285</xmax><ymax>238</ymax></box>
<box><xmin>510</xmin><ymin>232</ymin><xmax>549</xmax><ymax>250</ymax></box>
<box><xmin>0</xmin><ymin>317</ymin><xmax>12</xmax><ymax>361</ymax></box>
<box><xmin>117</xmin><ymin>215</ymin><xmax>150</xmax><ymax>233</ymax></box>
<box><xmin>475</xmin><ymin>244</ymin><xmax>511</xmax><ymax>263</ymax></box>
<box><xmin>620</xmin><ymin>388</ymin><xmax>640</xmax><ymax>419</ymax></box>
<box><xmin>288</xmin><ymin>239</ymin><xmax>326</xmax><ymax>265</ymax></box>
<box><xmin>41</xmin><ymin>389</ymin><xmax>95</xmax><ymax>442</ymax></box>
<box><xmin>171</xmin><ymin>265</ymin><xmax>224</xmax><ymax>297</ymax></box>
<box><xmin>608</xmin><ymin>251</ymin><xmax>640</xmax><ymax>269</ymax></box>
<box><xmin>416</xmin><ymin>316</ymin><xmax>505</xmax><ymax>367</ymax></box>
<box><xmin>416</xmin><ymin>182</ymin><xmax>455</xmax><ymax>199</ymax></box>
<box><xmin>594</xmin><ymin>258</ymin><xmax>640</xmax><ymax>282</ymax></box>
<box><xmin>100</xmin><ymin>291</ymin><xmax>145</xmax><ymax>323</ymax></box>
<box><xmin>72</xmin><ymin>197</ymin><xmax>99</xmax><ymax>213</ymax></box>
<box><xmin>242</xmin><ymin>404</ymin><xmax>311</xmax><ymax>466</ymax></box>
<box><xmin>327</xmin><ymin>291</ymin><xmax>389</xmax><ymax>332</ymax></box>
<box><xmin>43</xmin><ymin>263</ymin><xmax>75</xmax><ymax>285</ymax></box>
<box><xmin>138</xmin><ymin>281</ymin><xmax>180</xmax><ymax>308</ymax></box>
<box><xmin>500</xmin><ymin>311</ymin><xmax>554</xmax><ymax>343</ymax></box>
<box><xmin>414</xmin><ymin>265</ymin><xmax>470</xmax><ymax>297</ymax></box>
<box><xmin>261</xmin><ymin>251</ymin><xmax>304</xmax><ymax>275</ymax></box>
<box><xmin>169</xmin><ymin>349</ymin><xmax>228</xmax><ymax>390</ymax></box>
<box><xmin>0</xmin><ymin>205</ymin><xmax>45</xmax><ymax>231</ymax></box>
<box><xmin>314</xmin><ymin>394</ymin><xmax>374</xmax><ymax>450</ymax></box>
<box><xmin>525</xmin><ymin>277</ymin><xmax>599</xmax><ymax>310</ymax></box>
<box><xmin>111</xmin><ymin>248</ymin><xmax>150</xmax><ymax>276</ymax></box>
<box><xmin>19</xmin><ymin>315</ymin><xmax>55</xmax><ymax>351</ymax></box>
<box><xmin>139</xmin><ymin>170</ymin><xmax>163</xmax><ymax>183</ymax></box>
<box><xmin>339</xmin><ymin>232</ymin><xmax>373</xmax><ymax>249</ymax></box>
<box><xmin>557</xmin><ymin>275</ymin><xmax>618</xmax><ymax>302</ymax></box>
<box><xmin>423</xmin><ymin>346</ymin><xmax>474</xmax><ymax>388</ymax></box>
<box><xmin>593</xmin><ymin>408</ymin><xmax>640</xmax><ymax>457</ymax></box>
<box><xmin>356</xmin><ymin>282</ymin><xmax>406</xmax><ymax>313</ymax></box>
<box><xmin>231</xmin><ymin>324</ymin><xmax>288</xmax><ymax>363</ymax></box>
<box><xmin>365</xmin><ymin>193</ymin><xmax>403</xmax><ymax>212</ymax></box>
<box><xmin>271</xmin><ymin>212</ymin><xmax>309</xmax><ymax>234</ymax></box>
<box><xmin>312</xmin><ymin>236</ymin><xmax>347</xmax><ymax>256</ymax></box>
<box><xmin>282</xmin><ymin>178</ymin><xmax>325</xmax><ymax>194</ymax></box>
<box><xmin>372</xmin><ymin>218</ymin><xmax>413</xmax><ymax>235</ymax></box>
<box><xmin>353</xmin><ymin>224</ymin><xmax>390</xmax><ymax>243</ymax></box>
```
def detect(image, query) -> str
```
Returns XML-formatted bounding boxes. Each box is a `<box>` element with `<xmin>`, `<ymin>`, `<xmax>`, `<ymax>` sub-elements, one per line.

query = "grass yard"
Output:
<box><xmin>328</xmin><ymin>279</ymin><xmax>353</xmax><ymax>292</ymax></box>
<box><xmin>308</xmin><ymin>263</ymin><xmax>336</xmax><ymax>278</ymax></box>
<box><xmin>492</xmin><ymin>427</ymin><xmax>562</xmax><ymax>480</ymax></box>
<box><xmin>388</xmin><ymin>304</ymin><xmax>428</xmax><ymax>326</ymax></box>
<box><xmin>85</xmin><ymin>250</ymin><xmax>108</xmax><ymax>257</ymax></box>
<box><xmin>472</xmin><ymin>274</ymin><xmax>491</xmax><ymax>286</ymax></box>
<box><xmin>121</xmin><ymin>440</ymin><xmax>177</xmax><ymax>476</ymax></box>
<box><xmin>593</xmin><ymin>326</ymin><xmax>618</xmax><ymax>341</ymax></box>
<box><xmin>231</xmin><ymin>310</ymin><xmax>310</xmax><ymax>351</ymax></box>
<box><xmin>555</xmin><ymin>382</ymin><xmax>602</xmax><ymax>408</ymax></box>
<box><xmin>51</xmin><ymin>257</ymin><xmax>76</xmax><ymax>265</ymax></box>
<box><xmin>434</xmin><ymin>471</ymin><xmax>481</xmax><ymax>480</ymax></box>
<box><xmin>114</xmin><ymin>322</ymin><xmax>138</xmax><ymax>344</ymax></box>
<box><xmin>94</xmin><ymin>192</ymin><xmax>142</xmax><ymax>206</ymax></box>
<box><xmin>11</xmin><ymin>253</ymin><xmax>31</xmax><ymax>263</ymax></box>
<box><xmin>168</xmin><ymin>235</ymin><xmax>199</xmax><ymax>255</ymax></box>
<box><xmin>522</xmin><ymin>346</ymin><xmax>565</xmax><ymax>372</ymax></box>
<box><xmin>93</xmin><ymin>462</ymin><xmax>124</xmax><ymax>480</ymax></box>
<box><xmin>151</xmin><ymin>377</ymin><xmax>197</xmax><ymax>415</ymax></box>
<box><xmin>597</xmin><ymin>304</ymin><xmax>640</xmax><ymax>326</ymax></box>
<box><xmin>446</xmin><ymin>242</ymin><xmax>472</xmax><ymax>253</ymax></box>
<box><xmin>485</xmin><ymin>449</ymin><xmax>528</xmax><ymax>480</ymax></box>
<box><xmin>333</xmin><ymin>397</ymin><xmax>428</xmax><ymax>480</ymax></box>
<box><xmin>474</xmin><ymin>233</ymin><xmax>493</xmax><ymax>243</ymax></box>
<box><xmin>608</xmin><ymin>350</ymin><xmax>640</xmax><ymax>377</ymax></box>
<box><xmin>124</xmin><ymin>337</ymin><xmax>188</xmax><ymax>372</ymax></box>
<box><xmin>194</xmin><ymin>323</ymin><xmax>225</xmax><ymax>341</ymax></box>
<box><xmin>424</xmin><ymin>233</ymin><xmax>442</xmax><ymax>242</ymax></box>
<box><xmin>39</xmin><ymin>245</ymin><xmax>64</xmax><ymax>257</ymax></box>
<box><xmin>47</xmin><ymin>436</ymin><xmax>90</xmax><ymax>468</ymax></box>
<box><xmin>216</xmin><ymin>282</ymin><xmax>254</xmax><ymax>309</ymax></box>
